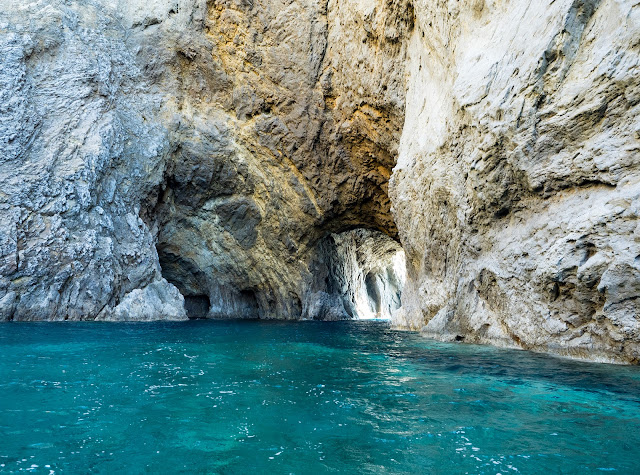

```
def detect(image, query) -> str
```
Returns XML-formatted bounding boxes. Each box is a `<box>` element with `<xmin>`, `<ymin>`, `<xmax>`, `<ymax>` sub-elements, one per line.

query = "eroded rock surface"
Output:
<box><xmin>0</xmin><ymin>0</ymin><xmax>408</xmax><ymax>321</ymax></box>
<box><xmin>323</xmin><ymin>229</ymin><xmax>405</xmax><ymax>320</ymax></box>
<box><xmin>390</xmin><ymin>0</ymin><xmax>640</xmax><ymax>363</ymax></box>
<box><xmin>0</xmin><ymin>0</ymin><xmax>187</xmax><ymax>321</ymax></box>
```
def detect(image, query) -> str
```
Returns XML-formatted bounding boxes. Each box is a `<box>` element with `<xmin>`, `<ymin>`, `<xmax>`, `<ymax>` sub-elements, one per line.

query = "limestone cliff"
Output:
<box><xmin>1</xmin><ymin>0</ymin><xmax>638</xmax><ymax>362</ymax></box>
<box><xmin>391</xmin><ymin>0</ymin><xmax>640</xmax><ymax>363</ymax></box>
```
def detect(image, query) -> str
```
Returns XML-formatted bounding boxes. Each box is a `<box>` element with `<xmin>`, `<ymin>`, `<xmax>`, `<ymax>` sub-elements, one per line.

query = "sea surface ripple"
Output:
<box><xmin>1</xmin><ymin>320</ymin><xmax>639</xmax><ymax>474</ymax></box>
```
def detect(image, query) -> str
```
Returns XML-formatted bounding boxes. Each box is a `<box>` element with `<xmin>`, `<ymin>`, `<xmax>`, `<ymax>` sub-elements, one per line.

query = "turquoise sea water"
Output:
<box><xmin>1</xmin><ymin>321</ymin><xmax>639</xmax><ymax>474</ymax></box>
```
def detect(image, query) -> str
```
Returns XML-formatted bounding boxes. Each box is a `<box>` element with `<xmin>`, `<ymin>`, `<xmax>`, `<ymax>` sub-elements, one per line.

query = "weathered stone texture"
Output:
<box><xmin>0</xmin><ymin>0</ymin><xmax>407</xmax><ymax>321</ymax></box>
<box><xmin>390</xmin><ymin>0</ymin><xmax>640</xmax><ymax>363</ymax></box>
<box><xmin>0</xmin><ymin>0</ymin><xmax>187</xmax><ymax>321</ymax></box>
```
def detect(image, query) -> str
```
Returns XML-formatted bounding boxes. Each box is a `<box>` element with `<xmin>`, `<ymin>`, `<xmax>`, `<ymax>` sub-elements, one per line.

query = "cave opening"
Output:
<box><xmin>156</xmin><ymin>225</ymin><xmax>406</xmax><ymax>321</ymax></box>
<box><xmin>320</xmin><ymin>228</ymin><xmax>406</xmax><ymax>320</ymax></box>
<box><xmin>150</xmin><ymin>168</ymin><xmax>407</xmax><ymax>322</ymax></box>
<box><xmin>156</xmin><ymin>245</ymin><xmax>262</xmax><ymax>319</ymax></box>
<box><xmin>184</xmin><ymin>295</ymin><xmax>211</xmax><ymax>320</ymax></box>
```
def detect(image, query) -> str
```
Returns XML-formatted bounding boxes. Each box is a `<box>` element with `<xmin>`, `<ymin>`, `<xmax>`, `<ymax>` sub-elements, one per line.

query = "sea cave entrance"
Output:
<box><xmin>316</xmin><ymin>228</ymin><xmax>406</xmax><ymax>321</ymax></box>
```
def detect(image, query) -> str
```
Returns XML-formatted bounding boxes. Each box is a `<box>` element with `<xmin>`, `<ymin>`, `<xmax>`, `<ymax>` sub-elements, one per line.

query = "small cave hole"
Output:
<box><xmin>550</xmin><ymin>282</ymin><xmax>560</xmax><ymax>301</ymax></box>
<box><xmin>238</xmin><ymin>289</ymin><xmax>260</xmax><ymax>319</ymax></box>
<box><xmin>365</xmin><ymin>272</ymin><xmax>382</xmax><ymax>315</ymax></box>
<box><xmin>579</xmin><ymin>242</ymin><xmax>596</xmax><ymax>264</ymax></box>
<box><xmin>184</xmin><ymin>295</ymin><xmax>211</xmax><ymax>319</ymax></box>
<box><xmin>495</xmin><ymin>207</ymin><xmax>510</xmax><ymax>218</ymax></box>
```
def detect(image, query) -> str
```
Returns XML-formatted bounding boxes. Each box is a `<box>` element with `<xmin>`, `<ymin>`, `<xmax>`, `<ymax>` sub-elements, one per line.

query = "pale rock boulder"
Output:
<box><xmin>99</xmin><ymin>279</ymin><xmax>187</xmax><ymax>322</ymax></box>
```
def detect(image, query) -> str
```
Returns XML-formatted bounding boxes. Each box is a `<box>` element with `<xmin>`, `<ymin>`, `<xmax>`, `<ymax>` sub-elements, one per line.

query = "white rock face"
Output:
<box><xmin>390</xmin><ymin>0</ymin><xmax>640</xmax><ymax>363</ymax></box>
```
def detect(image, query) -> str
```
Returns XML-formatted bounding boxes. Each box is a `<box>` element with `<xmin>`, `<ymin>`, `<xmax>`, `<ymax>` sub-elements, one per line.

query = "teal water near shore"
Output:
<box><xmin>1</xmin><ymin>320</ymin><xmax>639</xmax><ymax>474</ymax></box>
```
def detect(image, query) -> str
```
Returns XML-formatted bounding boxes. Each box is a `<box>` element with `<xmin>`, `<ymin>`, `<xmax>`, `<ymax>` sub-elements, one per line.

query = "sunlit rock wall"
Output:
<box><xmin>305</xmin><ymin>229</ymin><xmax>405</xmax><ymax>320</ymax></box>
<box><xmin>153</xmin><ymin>0</ymin><xmax>412</xmax><ymax>319</ymax></box>
<box><xmin>390</xmin><ymin>0</ymin><xmax>640</xmax><ymax>363</ymax></box>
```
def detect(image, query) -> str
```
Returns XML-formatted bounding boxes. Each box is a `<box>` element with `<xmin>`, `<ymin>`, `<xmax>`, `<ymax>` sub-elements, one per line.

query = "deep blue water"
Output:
<box><xmin>0</xmin><ymin>321</ymin><xmax>639</xmax><ymax>474</ymax></box>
